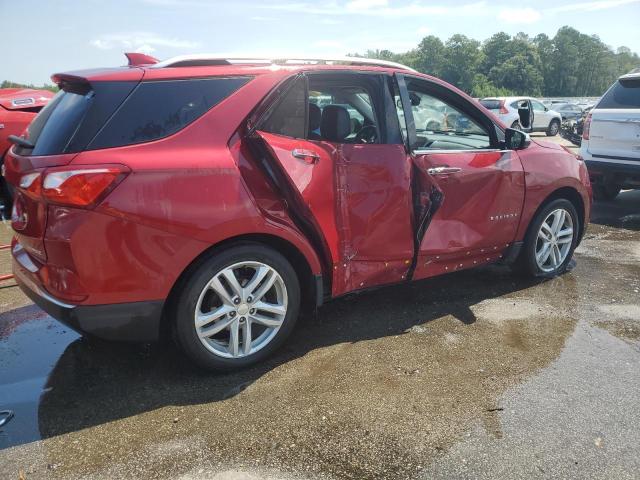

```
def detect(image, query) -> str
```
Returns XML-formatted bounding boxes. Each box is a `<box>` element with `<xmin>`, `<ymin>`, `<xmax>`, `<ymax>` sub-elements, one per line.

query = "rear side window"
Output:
<box><xmin>90</xmin><ymin>77</ymin><xmax>251</xmax><ymax>150</ymax></box>
<box><xmin>597</xmin><ymin>78</ymin><xmax>640</xmax><ymax>109</ymax></box>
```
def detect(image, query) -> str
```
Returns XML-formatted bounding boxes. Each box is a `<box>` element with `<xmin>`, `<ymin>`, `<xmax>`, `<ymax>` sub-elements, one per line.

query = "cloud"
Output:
<box><xmin>417</xmin><ymin>26</ymin><xmax>431</xmax><ymax>35</ymax></box>
<box><xmin>497</xmin><ymin>7</ymin><xmax>542</xmax><ymax>23</ymax></box>
<box><xmin>90</xmin><ymin>32</ymin><xmax>200</xmax><ymax>51</ymax></box>
<box><xmin>261</xmin><ymin>1</ymin><xmax>489</xmax><ymax>17</ymax></box>
<box><xmin>547</xmin><ymin>0</ymin><xmax>640</xmax><ymax>12</ymax></box>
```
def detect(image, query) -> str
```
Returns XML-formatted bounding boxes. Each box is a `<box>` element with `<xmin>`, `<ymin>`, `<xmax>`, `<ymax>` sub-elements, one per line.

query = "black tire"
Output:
<box><xmin>173</xmin><ymin>244</ymin><xmax>300</xmax><ymax>371</ymax></box>
<box><xmin>510</xmin><ymin>120</ymin><xmax>521</xmax><ymax>130</ymax></box>
<box><xmin>593</xmin><ymin>182</ymin><xmax>621</xmax><ymax>202</ymax></box>
<box><xmin>546</xmin><ymin>119</ymin><xmax>560</xmax><ymax>136</ymax></box>
<box><xmin>517</xmin><ymin>198</ymin><xmax>580</xmax><ymax>278</ymax></box>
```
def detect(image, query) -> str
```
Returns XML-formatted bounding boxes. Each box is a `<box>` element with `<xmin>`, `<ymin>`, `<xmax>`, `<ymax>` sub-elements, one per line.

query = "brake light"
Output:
<box><xmin>582</xmin><ymin>113</ymin><xmax>592</xmax><ymax>140</ymax></box>
<box><xmin>499</xmin><ymin>100</ymin><xmax>508</xmax><ymax>115</ymax></box>
<box><xmin>41</xmin><ymin>165</ymin><xmax>129</xmax><ymax>207</ymax></box>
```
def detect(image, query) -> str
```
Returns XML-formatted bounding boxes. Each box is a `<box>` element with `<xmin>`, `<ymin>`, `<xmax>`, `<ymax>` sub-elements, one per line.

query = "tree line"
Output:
<box><xmin>1</xmin><ymin>80</ymin><xmax>58</xmax><ymax>92</ymax></box>
<box><xmin>355</xmin><ymin>26</ymin><xmax>639</xmax><ymax>98</ymax></box>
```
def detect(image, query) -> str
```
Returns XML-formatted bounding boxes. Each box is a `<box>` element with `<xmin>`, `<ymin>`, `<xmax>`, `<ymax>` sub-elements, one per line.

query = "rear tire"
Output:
<box><xmin>546</xmin><ymin>119</ymin><xmax>560</xmax><ymax>136</ymax></box>
<box><xmin>593</xmin><ymin>182</ymin><xmax>621</xmax><ymax>201</ymax></box>
<box><xmin>510</xmin><ymin>120</ymin><xmax>521</xmax><ymax>130</ymax></box>
<box><xmin>173</xmin><ymin>244</ymin><xmax>300</xmax><ymax>371</ymax></box>
<box><xmin>517</xmin><ymin>199</ymin><xmax>579</xmax><ymax>278</ymax></box>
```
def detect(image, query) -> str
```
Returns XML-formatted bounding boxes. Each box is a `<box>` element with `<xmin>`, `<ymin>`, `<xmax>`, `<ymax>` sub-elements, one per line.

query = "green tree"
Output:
<box><xmin>441</xmin><ymin>34</ymin><xmax>483</xmax><ymax>92</ymax></box>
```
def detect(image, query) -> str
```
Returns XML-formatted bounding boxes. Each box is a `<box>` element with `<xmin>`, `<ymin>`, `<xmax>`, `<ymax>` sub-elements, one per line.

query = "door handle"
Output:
<box><xmin>427</xmin><ymin>166</ymin><xmax>461</xmax><ymax>176</ymax></box>
<box><xmin>291</xmin><ymin>148</ymin><xmax>320</xmax><ymax>164</ymax></box>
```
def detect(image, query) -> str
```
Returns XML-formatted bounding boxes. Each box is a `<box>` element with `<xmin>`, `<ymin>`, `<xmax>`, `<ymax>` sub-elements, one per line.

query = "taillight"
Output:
<box><xmin>499</xmin><ymin>100</ymin><xmax>508</xmax><ymax>115</ymax></box>
<box><xmin>582</xmin><ymin>113</ymin><xmax>592</xmax><ymax>140</ymax></box>
<box><xmin>18</xmin><ymin>171</ymin><xmax>42</xmax><ymax>198</ymax></box>
<box><xmin>41</xmin><ymin>166</ymin><xmax>129</xmax><ymax>207</ymax></box>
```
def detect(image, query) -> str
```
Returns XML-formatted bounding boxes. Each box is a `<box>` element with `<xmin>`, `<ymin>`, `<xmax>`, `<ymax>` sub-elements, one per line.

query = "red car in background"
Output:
<box><xmin>5</xmin><ymin>55</ymin><xmax>591</xmax><ymax>371</ymax></box>
<box><xmin>0</xmin><ymin>88</ymin><xmax>53</xmax><ymax>217</ymax></box>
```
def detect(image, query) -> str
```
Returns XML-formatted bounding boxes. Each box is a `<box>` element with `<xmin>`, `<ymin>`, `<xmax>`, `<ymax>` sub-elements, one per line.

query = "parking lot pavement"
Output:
<box><xmin>1</xmin><ymin>159</ymin><xmax>639</xmax><ymax>479</ymax></box>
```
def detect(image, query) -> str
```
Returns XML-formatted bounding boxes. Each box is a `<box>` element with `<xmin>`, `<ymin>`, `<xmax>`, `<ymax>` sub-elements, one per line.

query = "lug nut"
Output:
<box><xmin>239</xmin><ymin>317</ymin><xmax>246</xmax><ymax>322</ymax></box>
<box><xmin>230</xmin><ymin>311</ymin><xmax>236</xmax><ymax>317</ymax></box>
<box><xmin>233</xmin><ymin>297</ymin><xmax>240</xmax><ymax>305</ymax></box>
<box><xmin>250</xmin><ymin>308</ymin><xmax>256</xmax><ymax>314</ymax></box>
<box><xmin>247</xmin><ymin>296</ymin><xmax>253</xmax><ymax>303</ymax></box>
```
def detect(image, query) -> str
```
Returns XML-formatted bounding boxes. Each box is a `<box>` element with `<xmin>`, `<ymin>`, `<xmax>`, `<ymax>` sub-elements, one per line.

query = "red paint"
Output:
<box><xmin>0</xmin><ymin>88</ymin><xmax>53</xmax><ymax>162</ymax></box>
<box><xmin>6</xmin><ymin>61</ymin><xmax>590</xmax><ymax>314</ymax></box>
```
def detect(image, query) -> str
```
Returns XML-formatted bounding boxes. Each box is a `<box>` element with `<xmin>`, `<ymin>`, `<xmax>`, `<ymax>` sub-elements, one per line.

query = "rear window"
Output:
<box><xmin>480</xmin><ymin>99</ymin><xmax>501</xmax><ymax>110</ymax></box>
<box><xmin>90</xmin><ymin>77</ymin><xmax>251</xmax><ymax>150</ymax></box>
<box><xmin>15</xmin><ymin>77</ymin><xmax>250</xmax><ymax>156</ymax></box>
<box><xmin>597</xmin><ymin>77</ymin><xmax>640</xmax><ymax>109</ymax></box>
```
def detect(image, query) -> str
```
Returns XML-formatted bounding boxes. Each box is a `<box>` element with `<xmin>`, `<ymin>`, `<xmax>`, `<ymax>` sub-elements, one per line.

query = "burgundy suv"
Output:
<box><xmin>6</xmin><ymin>54</ymin><xmax>591</xmax><ymax>370</ymax></box>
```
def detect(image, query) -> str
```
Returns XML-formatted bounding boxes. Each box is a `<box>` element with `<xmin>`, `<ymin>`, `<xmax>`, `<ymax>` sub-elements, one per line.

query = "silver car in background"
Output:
<box><xmin>480</xmin><ymin>96</ymin><xmax>562</xmax><ymax>136</ymax></box>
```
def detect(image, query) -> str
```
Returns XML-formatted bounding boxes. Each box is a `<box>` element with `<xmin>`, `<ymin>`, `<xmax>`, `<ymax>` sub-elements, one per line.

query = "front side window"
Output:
<box><xmin>403</xmin><ymin>80</ymin><xmax>491</xmax><ymax>151</ymax></box>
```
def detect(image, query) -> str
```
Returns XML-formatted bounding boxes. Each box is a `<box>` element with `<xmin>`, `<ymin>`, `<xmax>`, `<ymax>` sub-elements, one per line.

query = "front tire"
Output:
<box><xmin>173</xmin><ymin>244</ymin><xmax>300</xmax><ymax>371</ymax></box>
<box><xmin>546</xmin><ymin>119</ymin><xmax>560</xmax><ymax>136</ymax></box>
<box><xmin>517</xmin><ymin>199</ymin><xmax>579</xmax><ymax>278</ymax></box>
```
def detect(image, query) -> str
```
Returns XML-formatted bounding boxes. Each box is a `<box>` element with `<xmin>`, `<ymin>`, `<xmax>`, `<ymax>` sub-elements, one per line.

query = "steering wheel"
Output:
<box><xmin>354</xmin><ymin>125</ymin><xmax>378</xmax><ymax>144</ymax></box>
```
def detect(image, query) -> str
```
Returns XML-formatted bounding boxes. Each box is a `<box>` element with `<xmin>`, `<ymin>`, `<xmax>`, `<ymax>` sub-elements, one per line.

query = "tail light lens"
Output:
<box><xmin>42</xmin><ymin>166</ymin><xmax>130</xmax><ymax>207</ymax></box>
<box><xmin>17</xmin><ymin>165</ymin><xmax>129</xmax><ymax>208</ymax></box>
<box><xmin>499</xmin><ymin>100</ymin><xmax>508</xmax><ymax>115</ymax></box>
<box><xmin>582</xmin><ymin>113</ymin><xmax>592</xmax><ymax>140</ymax></box>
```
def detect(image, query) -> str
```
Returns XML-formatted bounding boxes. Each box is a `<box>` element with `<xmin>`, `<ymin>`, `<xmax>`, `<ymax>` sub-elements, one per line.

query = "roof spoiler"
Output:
<box><xmin>124</xmin><ymin>52</ymin><xmax>159</xmax><ymax>66</ymax></box>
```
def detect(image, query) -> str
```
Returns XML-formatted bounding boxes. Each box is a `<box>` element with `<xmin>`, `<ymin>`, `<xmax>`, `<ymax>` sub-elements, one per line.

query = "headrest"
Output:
<box><xmin>320</xmin><ymin>105</ymin><xmax>351</xmax><ymax>142</ymax></box>
<box><xmin>308</xmin><ymin>103</ymin><xmax>322</xmax><ymax>132</ymax></box>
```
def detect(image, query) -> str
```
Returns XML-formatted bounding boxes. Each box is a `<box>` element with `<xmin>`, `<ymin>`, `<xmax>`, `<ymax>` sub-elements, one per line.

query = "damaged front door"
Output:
<box><xmin>396</xmin><ymin>75</ymin><xmax>526</xmax><ymax>280</ymax></box>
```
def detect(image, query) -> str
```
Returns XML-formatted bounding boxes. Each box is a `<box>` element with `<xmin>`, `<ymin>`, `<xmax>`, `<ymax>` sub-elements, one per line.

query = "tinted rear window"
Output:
<box><xmin>597</xmin><ymin>78</ymin><xmax>640</xmax><ymax>109</ymax></box>
<box><xmin>480</xmin><ymin>99</ymin><xmax>501</xmax><ymax>109</ymax></box>
<box><xmin>18</xmin><ymin>81</ymin><xmax>139</xmax><ymax>156</ymax></box>
<box><xmin>89</xmin><ymin>77</ymin><xmax>251</xmax><ymax>150</ymax></box>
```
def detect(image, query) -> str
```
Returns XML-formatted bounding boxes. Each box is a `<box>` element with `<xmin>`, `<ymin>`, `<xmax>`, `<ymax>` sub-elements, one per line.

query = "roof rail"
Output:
<box><xmin>150</xmin><ymin>54</ymin><xmax>416</xmax><ymax>72</ymax></box>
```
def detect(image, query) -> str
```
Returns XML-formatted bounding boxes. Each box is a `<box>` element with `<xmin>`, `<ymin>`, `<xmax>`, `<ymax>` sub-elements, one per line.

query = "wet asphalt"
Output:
<box><xmin>0</xmin><ymin>134</ymin><xmax>638</xmax><ymax>480</ymax></box>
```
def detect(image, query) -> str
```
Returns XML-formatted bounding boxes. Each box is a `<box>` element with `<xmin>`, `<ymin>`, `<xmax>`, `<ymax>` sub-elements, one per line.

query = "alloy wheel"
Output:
<box><xmin>194</xmin><ymin>261</ymin><xmax>288</xmax><ymax>358</ymax></box>
<box><xmin>535</xmin><ymin>208</ymin><xmax>574</xmax><ymax>272</ymax></box>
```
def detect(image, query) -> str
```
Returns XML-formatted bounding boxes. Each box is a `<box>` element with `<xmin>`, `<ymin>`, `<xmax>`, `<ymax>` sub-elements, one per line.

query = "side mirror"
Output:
<box><xmin>505</xmin><ymin>128</ymin><xmax>531</xmax><ymax>150</ymax></box>
<box><xmin>544</xmin><ymin>106</ymin><xmax>548</xmax><ymax>111</ymax></box>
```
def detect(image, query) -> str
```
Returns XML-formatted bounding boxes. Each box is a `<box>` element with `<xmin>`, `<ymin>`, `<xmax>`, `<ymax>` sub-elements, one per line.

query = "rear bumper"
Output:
<box><xmin>12</xmin><ymin>245</ymin><xmax>163</xmax><ymax>342</ymax></box>
<box><xmin>585</xmin><ymin>159</ymin><xmax>640</xmax><ymax>176</ymax></box>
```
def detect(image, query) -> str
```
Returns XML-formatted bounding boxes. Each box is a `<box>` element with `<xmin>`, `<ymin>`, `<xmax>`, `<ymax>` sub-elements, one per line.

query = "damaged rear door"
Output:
<box><xmin>396</xmin><ymin>74</ymin><xmax>526</xmax><ymax>280</ymax></box>
<box><xmin>250</xmin><ymin>72</ymin><xmax>415</xmax><ymax>296</ymax></box>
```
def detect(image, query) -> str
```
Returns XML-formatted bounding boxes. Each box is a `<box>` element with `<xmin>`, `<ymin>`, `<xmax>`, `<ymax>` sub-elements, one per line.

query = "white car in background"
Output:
<box><xmin>480</xmin><ymin>96</ymin><xmax>562</xmax><ymax>136</ymax></box>
<box><xmin>580</xmin><ymin>71</ymin><xmax>640</xmax><ymax>200</ymax></box>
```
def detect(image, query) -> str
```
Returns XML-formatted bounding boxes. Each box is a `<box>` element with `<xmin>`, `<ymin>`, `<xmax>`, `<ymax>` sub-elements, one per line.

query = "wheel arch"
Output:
<box><xmin>160</xmin><ymin>232</ymin><xmax>324</xmax><ymax>340</ymax></box>
<box><xmin>523</xmin><ymin>186</ymin><xmax>586</xmax><ymax>247</ymax></box>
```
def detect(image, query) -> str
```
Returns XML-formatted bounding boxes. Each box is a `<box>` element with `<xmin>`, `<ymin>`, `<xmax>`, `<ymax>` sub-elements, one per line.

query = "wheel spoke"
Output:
<box><xmin>254</xmin><ymin>300</ymin><xmax>286</xmax><ymax>316</ymax></box>
<box><xmin>251</xmin><ymin>313</ymin><xmax>284</xmax><ymax>329</ymax></box>
<box><xmin>198</xmin><ymin>315</ymin><xmax>235</xmax><ymax>339</ymax></box>
<box><xmin>551</xmin><ymin>210</ymin><xmax>565</xmax><ymax>234</ymax></box>
<box><xmin>242</xmin><ymin>320</ymin><xmax>252</xmax><ymax>355</ymax></box>
<box><xmin>228</xmin><ymin>320</ymin><xmax>240</xmax><ymax>357</ymax></box>
<box><xmin>251</xmin><ymin>271</ymin><xmax>277</xmax><ymax>302</ymax></box>
<box><xmin>540</xmin><ymin>222</ymin><xmax>554</xmax><ymax>239</ymax></box>
<box><xmin>209</xmin><ymin>277</ymin><xmax>234</xmax><ymax>306</ymax></box>
<box><xmin>221</xmin><ymin>269</ymin><xmax>244</xmax><ymax>300</ymax></box>
<box><xmin>196</xmin><ymin>304</ymin><xmax>233</xmax><ymax>328</ymax></box>
<box><xmin>552</xmin><ymin>245</ymin><xmax>561</xmax><ymax>266</ymax></box>
<box><xmin>537</xmin><ymin>242</ymin><xmax>552</xmax><ymax>264</ymax></box>
<box><xmin>538</xmin><ymin>228</ymin><xmax>552</xmax><ymax>242</ymax></box>
<box><xmin>244</xmin><ymin>265</ymin><xmax>270</xmax><ymax>297</ymax></box>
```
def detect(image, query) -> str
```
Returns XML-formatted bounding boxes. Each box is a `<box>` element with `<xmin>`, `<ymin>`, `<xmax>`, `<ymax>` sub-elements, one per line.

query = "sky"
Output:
<box><xmin>1</xmin><ymin>0</ymin><xmax>639</xmax><ymax>85</ymax></box>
